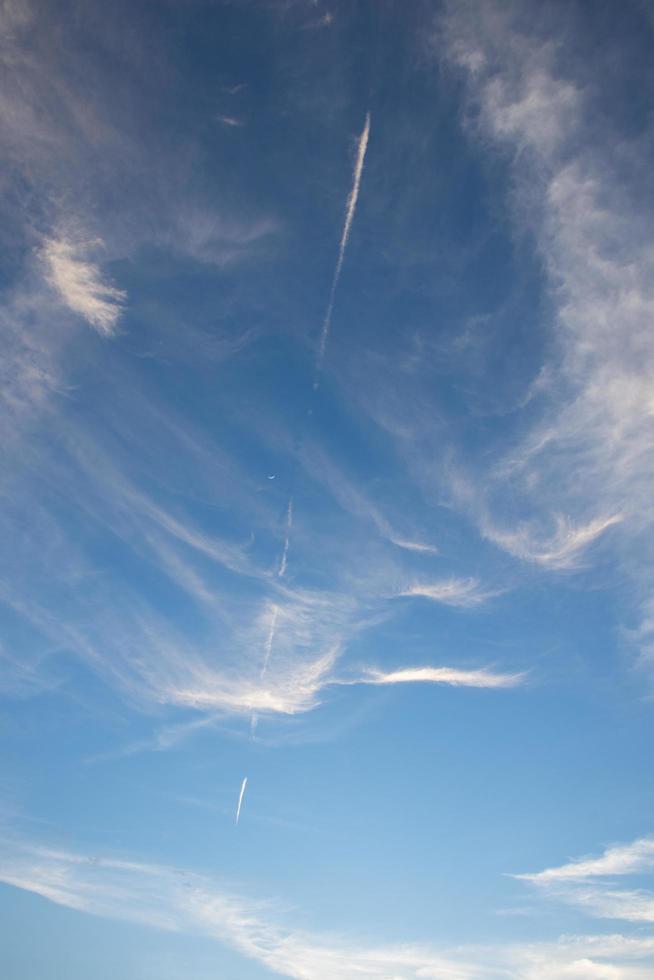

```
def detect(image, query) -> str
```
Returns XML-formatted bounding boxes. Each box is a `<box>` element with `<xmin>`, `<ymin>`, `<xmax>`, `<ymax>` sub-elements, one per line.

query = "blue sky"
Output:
<box><xmin>2</xmin><ymin>0</ymin><xmax>654</xmax><ymax>977</ymax></box>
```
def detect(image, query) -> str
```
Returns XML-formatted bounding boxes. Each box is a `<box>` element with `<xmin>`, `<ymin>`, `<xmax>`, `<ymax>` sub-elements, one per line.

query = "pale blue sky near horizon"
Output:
<box><xmin>2</xmin><ymin>1</ymin><xmax>654</xmax><ymax>978</ymax></box>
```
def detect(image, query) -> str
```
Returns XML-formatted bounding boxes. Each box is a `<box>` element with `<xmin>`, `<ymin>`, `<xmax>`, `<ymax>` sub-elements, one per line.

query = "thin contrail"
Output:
<box><xmin>260</xmin><ymin>604</ymin><xmax>278</xmax><ymax>678</ymax></box>
<box><xmin>250</xmin><ymin>603</ymin><xmax>279</xmax><ymax>737</ymax></box>
<box><xmin>278</xmin><ymin>497</ymin><xmax>293</xmax><ymax>577</ymax></box>
<box><xmin>315</xmin><ymin>112</ymin><xmax>371</xmax><ymax>384</ymax></box>
<box><xmin>249</xmin><ymin>113</ymin><xmax>371</xmax><ymax>749</ymax></box>
<box><xmin>235</xmin><ymin>776</ymin><xmax>248</xmax><ymax>825</ymax></box>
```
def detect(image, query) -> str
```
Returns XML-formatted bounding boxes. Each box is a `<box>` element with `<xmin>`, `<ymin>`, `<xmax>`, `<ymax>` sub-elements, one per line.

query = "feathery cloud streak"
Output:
<box><xmin>42</xmin><ymin>238</ymin><xmax>126</xmax><ymax>336</ymax></box>
<box><xmin>516</xmin><ymin>837</ymin><xmax>654</xmax><ymax>885</ymax></box>
<box><xmin>397</xmin><ymin>576</ymin><xmax>495</xmax><ymax>607</ymax></box>
<box><xmin>360</xmin><ymin>665</ymin><xmax>522</xmax><ymax>689</ymax></box>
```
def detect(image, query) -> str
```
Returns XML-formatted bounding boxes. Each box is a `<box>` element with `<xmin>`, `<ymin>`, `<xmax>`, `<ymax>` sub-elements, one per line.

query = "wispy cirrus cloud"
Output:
<box><xmin>396</xmin><ymin>576</ymin><xmax>495</xmax><ymax>607</ymax></box>
<box><xmin>438</xmin><ymin>1</ymin><xmax>654</xmax><ymax>528</ymax></box>
<box><xmin>3</xmin><ymin>837</ymin><xmax>654</xmax><ymax>979</ymax></box>
<box><xmin>514</xmin><ymin>835</ymin><xmax>654</xmax><ymax>925</ymax></box>
<box><xmin>169</xmin><ymin>644</ymin><xmax>340</xmax><ymax>717</ymax></box>
<box><xmin>516</xmin><ymin>837</ymin><xmax>654</xmax><ymax>884</ymax></box>
<box><xmin>42</xmin><ymin>237</ymin><xmax>126</xmax><ymax>336</ymax></box>
<box><xmin>430</xmin><ymin>0</ymin><xmax>654</xmax><ymax>683</ymax></box>
<box><xmin>480</xmin><ymin>513</ymin><xmax>623</xmax><ymax>571</ymax></box>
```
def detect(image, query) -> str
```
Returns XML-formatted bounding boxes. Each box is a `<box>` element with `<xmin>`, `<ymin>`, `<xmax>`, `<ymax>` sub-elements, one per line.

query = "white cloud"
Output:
<box><xmin>42</xmin><ymin>237</ymin><xmax>125</xmax><ymax>336</ymax></box>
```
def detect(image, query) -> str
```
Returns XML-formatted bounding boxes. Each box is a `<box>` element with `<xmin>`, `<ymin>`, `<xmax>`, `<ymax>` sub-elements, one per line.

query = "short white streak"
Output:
<box><xmin>389</xmin><ymin>537</ymin><xmax>440</xmax><ymax>556</ymax></box>
<box><xmin>216</xmin><ymin>114</ymin><xmax>244</xmax><ymax>127</ymax></box>
<box><xmin>316</xmin><ymin>113</ymin><xmax>371</xmax><ymax>378</ymax></box>
<box><xmin>42</xmin><ymin>238</ymin><xmax>125</xmax><ymax>336</ymax></box>
<box><xmin>362</xmin><ymin>665</ymin><xmax>522</xmax><ymax>689</ymax></box>
<box><xmin>235</xmin><ymin>777</ymin><xmax>248</xmax><ymax>825</ymax></box>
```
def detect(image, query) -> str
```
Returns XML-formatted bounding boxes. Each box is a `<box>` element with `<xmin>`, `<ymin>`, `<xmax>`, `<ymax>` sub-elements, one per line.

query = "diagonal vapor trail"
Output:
<box><xmin>235</xmin><ymin>776</ymin><xmax>248</xmax><ymax>825</ymax></box>
<box><xmin>247</xmin><ymin>112</ymin><xmax>371</xmax><ymax>770</ymax></box>
<box><xmin>315</xmin><ymin>112</ymin><xmax>371</xmax><ymax>386</ymax></box>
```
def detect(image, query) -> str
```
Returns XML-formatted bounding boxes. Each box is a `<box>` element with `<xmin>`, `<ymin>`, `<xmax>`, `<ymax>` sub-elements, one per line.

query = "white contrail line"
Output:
<box><xmin>260</xmin><ymin>604</ymin><xmax>278</xmax><ymax>678</ymax></box>
<box><xmin>315</xmin><ymin>112</ymin><xmax>371</xmax><ymax>383</ymax></box>
<box><xmin>250</xmin><ymin>604</ymin><xmax>279</xmax><ymax>736</ymax></box>
<box><xmin>278</xmin><ymin>498</ymin><xmax>293</xmax><ymax>577</ymax></box>
<box><xmin>235</xmin><ymin>776</ymin><xmax>248</xmax><ymax>825</ymax></box>
<box><xmin>248</xmin><ymin>113</ymin><xmax>370</xmax><ymax>750</ymax></box>
<box><xmin>331</xmin><ymin>111</ymin><xmax>371</xmax><ymax>297</ymax></box>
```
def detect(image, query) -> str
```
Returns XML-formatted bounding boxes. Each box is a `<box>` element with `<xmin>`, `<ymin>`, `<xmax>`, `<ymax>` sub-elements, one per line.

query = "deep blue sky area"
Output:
<box><xmin>2</xmin><ymin>1</ymin><xmax>654</xmax><ymax>977</ymax></box>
